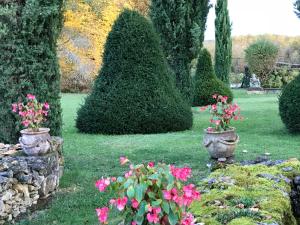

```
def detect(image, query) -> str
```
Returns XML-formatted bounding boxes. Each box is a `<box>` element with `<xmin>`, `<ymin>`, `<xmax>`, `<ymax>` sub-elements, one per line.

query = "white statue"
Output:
<box><xmin>250</xmin><ymin>74</ymin><xmax>261</xmax><ymax>88</ymax></box>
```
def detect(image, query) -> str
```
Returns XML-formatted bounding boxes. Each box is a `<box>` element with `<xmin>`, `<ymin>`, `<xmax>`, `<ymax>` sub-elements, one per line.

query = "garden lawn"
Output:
<box><xmin>18</xmin><ymin>90</ymin><xmax>300</xmax><ymax>225</ymax></box>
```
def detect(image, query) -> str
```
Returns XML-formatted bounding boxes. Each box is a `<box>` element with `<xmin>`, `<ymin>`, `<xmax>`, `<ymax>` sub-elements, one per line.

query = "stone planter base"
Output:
<box><xmin>0</xmin><ymin>137</ymin><xmax>63</xmax><ymax>224</ymax></box>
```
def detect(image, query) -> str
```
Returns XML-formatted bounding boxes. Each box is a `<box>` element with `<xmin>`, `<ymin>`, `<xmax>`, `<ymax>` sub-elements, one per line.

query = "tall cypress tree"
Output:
<box><xmin>295</xmin><ymin>0</ymin><xmax>300</xmax><ymax>18</ymax></box>
<box><xmin>150</xmin><ymin>0</ymin><xmax>211</xmax><ymax>102</ymax></box>
<box><xmin>215</xmin><ymin>0</ymin><xmax>232</xmax><ymax>85</ymax></box>
<box><xmin>0</xmin><ymin>0</ymin><xmax>63</xmax><ymax>143</ymax></box>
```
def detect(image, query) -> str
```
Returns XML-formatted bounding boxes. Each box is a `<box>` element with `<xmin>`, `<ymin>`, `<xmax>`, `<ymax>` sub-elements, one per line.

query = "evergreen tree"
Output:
<box><xmin>0</xmin><ymin>0</ymin><xmax>63</xmax><ymax>143</ymax></box>
<box><xmin>193</xmin><ymin>49</ymin><xmax>233</xmax><ymax>106</ymax></box>
<box><xmin>215</xmin><ymin>0</ymin><xmax>232</xmax><ymax>85</ymax></box>
<box><xmin>76</xmin><ymin>10</ymin><xmax>192</xmax><ymax>134</ymax></box>
<box><xmin>279</xmin><ymin>74</ymin><xmax>300</xmax><ymax>133</ymax></box>
<box><xmin>150</xmin><ymin>0</ymin><xmax>211</xmax><ymax>102</ymax></box>
<box><xmin>295</xmin><ymin>0</ymin><xmax>300</xmax><ymax>18</ymax></box>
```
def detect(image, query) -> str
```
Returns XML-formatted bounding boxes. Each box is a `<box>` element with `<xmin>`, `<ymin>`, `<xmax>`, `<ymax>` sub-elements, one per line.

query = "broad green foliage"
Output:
<box><xmin>76</xmin><ymin>10</ymin><xmax>192</xmax><ymax>134</ymax></box>
<box><xmin>0</xmin><ymin>0</ymin><xmax>63</xmax><ymax>143</ymax></box>
<box><xmin>215</xmin><ymin>0</ymin><xmax>232</xmax><ymax>85</ymax></box>
<box><xmin>279</xmin><ymin>74</ymin><xmax>300</xmax><ymax>133</ymax></box>
<box><xmin>191</xmin><ymin>159</ymin><xmax>300</xmax><ymax>224</ymax></box>
<box><xmin>245</xmin><ymin>39</ymin><xmax>279</xmax><ymax>87</ymax></box>
<box><xmin>193</xmin><ymin>49</ymin><xmax>233</xmax><ymax>106</ymax></box>
<box><xmin>150</xmin><ymin>0</ymin><xmax>211</xmax><ymax>102</ymax></box>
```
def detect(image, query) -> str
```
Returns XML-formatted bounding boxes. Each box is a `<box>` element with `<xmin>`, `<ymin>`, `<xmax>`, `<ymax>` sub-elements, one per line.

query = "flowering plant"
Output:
<box><xmin>201</xmin><ymin>94</ymin><xmax>242</xmax><ymax>132</ymax></box>
<box><xmin>12</xmin><ymin>94</ymin><xmax>50</xmax><ymax>132</ymax></box>
<box><xmin>95</xmin><ymin>157</ymin><xmax>200</xmax><ymax>225</ymax></box>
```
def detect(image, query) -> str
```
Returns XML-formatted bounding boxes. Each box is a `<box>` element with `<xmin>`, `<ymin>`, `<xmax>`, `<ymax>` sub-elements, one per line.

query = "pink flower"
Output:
<box><xmin>162</xmin><ymin>190</ymin><xmax>172</xmax><ymax>200</ymax></box>
<box><xmin>211</xmin><ymin>104</ymin><xmax>217</xmax><ymax>111</ymax></box>
<box><xmin>120</xmin><ymin>156</ymin><xmax>129</xmax><ymax>165</ymax></box>
<box><xmin>125</xmin><ymin>170</ymin><xmax>133</xmax><ymax>178</ymax></box>
<box><xmin>21</xmin><ymin>120</ymin><xmax>30</xmax><ymax>127</ymax></box>
<box><xmin>214</xmin><ymin>120</ymin><xmax>221</xmax><ymax>126</ymax></box>
<box><xmin>181</xmin><ymin>213</ymin><xmax>195</xmax><ymax>225</ymax></box>
<box><xmin>26</xmin><ymin>94</ymin><xmax>36</xmax><ymax>100</ymax></box>
<box><xmin>43</xmin><ymin>102</ymin><xmax>50</xmax><ymax>110</ymax></box>
<box><xmin>116</xmin><ymin>197</ymin><xmax>128</xmax><ymax>211</ymax></box>
<box><xmin>147</xmin><ymin>212</ymin><xmax>160</xmax><ymax>224</ymax></box>
<box><xmin>131</xmin><ymin>198</ymin><xmax>139</xmax><ymax>209</ymax></box>
<box><xmin>207</xmin><ymin>127</ymin><xmax>214</xmax><ymax>132</ymax></box>
<box><xmin>212</xmin><ymin>94</ymin><xmax>218</xmax><ymax>99</ymax></box>
<box><xmin>109</xmin><ymin>199</ymin><xmax>116</xmax><ymax>205</ymax></box>
<box><xmin>111</xmin><ymin>177</ymin><xmax>117</xmax><ymax>182</ymax></box>
<box><xmin>96</xmin><ymin>207</ymin><xmax>109</xmax><ymax>224</ymax></box>
<box><xmin>170</xmin><ymin>166</ymin><xmax>192</xmax><ymax>181</ymax></box>
<box><xmin>12</xmin><ymin>103</ymin><xmax>18</xmax><ymax>113</ymax></box>
<box><xmin>132</xmin><ymin>222</ymin><xmax>137</xmax><ymax>225</ymax></box>
<box><xmin>148</xmin><ymin>162</ymin><xmax>155</xmax><ymax>168</ymax></box>
<box><xmin>95</xmin><ymin>178</ymin><xmax>110</xmax><ymax>192</ymax></box>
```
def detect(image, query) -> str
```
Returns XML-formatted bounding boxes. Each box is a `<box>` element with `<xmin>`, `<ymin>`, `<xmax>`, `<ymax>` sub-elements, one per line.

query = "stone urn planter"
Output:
<box><xmin>203</xmin><ymin>128</ymin><xmax>239</xmax><ymax>159</ymax></box>
<box><xmin>19</xmin><ymin>128</ymin><xmax>51</xmax><ymax>156</ymax></box>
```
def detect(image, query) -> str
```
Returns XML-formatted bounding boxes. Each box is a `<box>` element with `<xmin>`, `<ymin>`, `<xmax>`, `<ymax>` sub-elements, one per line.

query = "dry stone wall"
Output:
<box><xmin>0</xmin><ymin>137</ymin><xmax>63</xmax><ymax>224</ymax></box>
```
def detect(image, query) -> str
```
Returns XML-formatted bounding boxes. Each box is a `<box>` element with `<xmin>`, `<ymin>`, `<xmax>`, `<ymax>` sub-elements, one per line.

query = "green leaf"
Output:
<box><xmin>149</xmin><ymin>174</ymin><xmax>159</xmax><ymax>180</ymax></box>
<box><xmin>127</xmin><ymin>185</ymin><xmax>135</xmax><ymax>198</ymax></box>
<box><xmin>162</xmin><ymin>201</ymin><xmax>170</xmax><ymax>214</ymax></box>
<box><xmin>117</xmin><ymin>177</ymin><xmax>124</xmax><ymax>183</ymax></box>
<box><xmin>124</xmin><ymin>178</ymin><xmax>134</xmax><ymax>188</ymax></box>
<box><xmin>168</xmin><ymin>209</ymin><xmax>178</xmax><ymax>225</ymax></box>
<box><xmin>147</xmin><ymin>191</ymin><xmax>156</xmax><ymax>199</ymax></box>
<box><xmin>136</xmin><ymin>184</ymin><xmax>147</xmax><ymax>203</ymax></box>
<box><xmin>137</xmin><ymin>201</ymin><xmax>147</xmax><ymax>217</ymax></box>
<box><xmin>151</xmin><ymin>199</ymin><xmax>162</xmax><ymax>206</ymax></box>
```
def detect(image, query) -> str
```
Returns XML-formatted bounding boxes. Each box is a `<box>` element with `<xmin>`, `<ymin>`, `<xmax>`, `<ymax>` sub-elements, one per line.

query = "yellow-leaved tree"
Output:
<box><xmin>58</xmin><ymin>0</ymin><xmax>149</xmax><ymax>92</ymax></box>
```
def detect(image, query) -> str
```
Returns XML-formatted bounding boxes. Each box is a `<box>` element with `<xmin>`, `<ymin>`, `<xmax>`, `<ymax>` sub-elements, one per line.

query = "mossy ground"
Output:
<box><xmin>191</xmin><ymin>159</ymin><xmax>300</xmax><ymax>225</ymax></box>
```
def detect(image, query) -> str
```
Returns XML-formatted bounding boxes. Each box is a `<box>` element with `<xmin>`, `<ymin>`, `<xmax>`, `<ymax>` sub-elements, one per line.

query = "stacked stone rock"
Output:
<box><xmin>0</xmin><ymin>137</ymin><xmax>63</xmax><ymax>224</ymax></box>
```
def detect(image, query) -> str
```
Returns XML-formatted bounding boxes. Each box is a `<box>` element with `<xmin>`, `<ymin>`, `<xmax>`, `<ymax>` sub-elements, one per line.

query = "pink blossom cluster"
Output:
<box><xmin>163</xmin><ymin>184</ymin><xmax>200</xmax><ymax>207</ymax></box>
<box><xmin>12</xmin><ymin>94</ymin><xmax>49</xmax><ymax>130</ymax></box>
<box><xmin>170</xmin><ymin>165</ymin><xmax>192</xmax><ymax>181</ymax></box>
<box><xmin>94</xmin><ymin>157</ymin><xmax>200</xmax><ymax>225</ymax></box>
<box><xmin>201</xmin><ymin>94</ymin><xmax>243</xmax><ymax>131</ymax></box>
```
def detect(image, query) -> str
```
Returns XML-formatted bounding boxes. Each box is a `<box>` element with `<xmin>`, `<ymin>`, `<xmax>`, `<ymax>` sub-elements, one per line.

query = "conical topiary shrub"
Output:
<box><xmin>76</xmin><ymin>10</ymin><xmax>192</xmax><ymax>134</ymax></box>
<box><xmin>193</xmin><ymin>49</ymin><xmax>233</xmax><ymax>106</ymax></box>
<box><xmin>279</xmin><ymin>74</ymin><xmax>300</xmax><ymax>133</ymax></box>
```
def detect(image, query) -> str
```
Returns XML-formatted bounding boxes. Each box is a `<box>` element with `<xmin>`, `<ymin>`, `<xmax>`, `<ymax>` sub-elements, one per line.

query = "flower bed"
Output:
<box><xmin>191</xmin><ymin>159</ymin><xmax>300</xmax><ymax>225</ymax></box>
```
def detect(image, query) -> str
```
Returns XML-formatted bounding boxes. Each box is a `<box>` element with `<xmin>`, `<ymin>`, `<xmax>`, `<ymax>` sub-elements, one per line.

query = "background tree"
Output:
<box><xmin>295</xmin><ymin>0</ymin><xmax>300</xmax><ymax>18</ymax></box>
<box><xmin>76</xmin><ymin>10</ymin><xmax>192</xmax><ymax>134</ymax></box>
<box><xmin>0</xmin><ymin>0</ymin><xmax>63</xmax><ymax>143</ymax></box>
<box><xmin>193</xmin><ymin>49</ymin><xmax>233</xmax><ymax>106</ymax></box>
<box><xmin>215</xmin><ymin>0</ymin><xmax>232</xmax><ymax>85</ymax></box>
<box><xmin>245</xmin><ymin>39</ymin><xmax>279</xmax><ymax>87</ymax></box>
<box><xmin>150</xmin><ymin>0</ymin><xmax>211</xmax><ymax>102</ymax></box>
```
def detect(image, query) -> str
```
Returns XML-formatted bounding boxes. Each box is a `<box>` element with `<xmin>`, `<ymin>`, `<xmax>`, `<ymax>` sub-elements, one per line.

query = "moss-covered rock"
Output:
<box><xmin>191</xmin><ymin>159</ymin><xmax>300</xmax><ymax>225</ymax></box>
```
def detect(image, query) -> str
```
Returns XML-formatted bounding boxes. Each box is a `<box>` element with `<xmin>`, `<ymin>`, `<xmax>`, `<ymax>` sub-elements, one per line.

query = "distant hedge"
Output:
<box><xmin>193</xmin><ymin>49</ymin><xmax>233</xmax><ymax>106</ymax></box>
<box><xmin>76</xmin><ymin>10</ymin><xmax>193</xmax><ymax>134</ymax></box>
<box><xmin>279</xmin><ymin>74</ymin><xmax>300</xmax><ymax>133</ymax></box>
<box><xmin>0</xmin><ymin>0</ymin><xmax>63</xmax><ymax>143</ymax></box>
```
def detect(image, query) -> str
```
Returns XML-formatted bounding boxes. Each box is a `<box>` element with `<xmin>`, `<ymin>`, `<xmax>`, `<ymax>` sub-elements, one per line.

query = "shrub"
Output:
<box><xmin>0</xmin><ymin>0</ymin><xmax>63</xmax><ymax>143</ymax></box>
<box><xmin>193</xmin><ymin>49</ymin><xmax>233</xmax><ymax>106</ymax></box>
<box><xmin>264</xmin><ymin>67</ymin><xmax>298</xmax><ymax>88</ymax></box>
<box><xmin>245</xmin><ymin>39</ymin><xmax>279</xmax><ymax>86</ymax></box>
<box><xmin>279</xmin><ymin>74</ymin><xmax>300</xmax><ymax>133</ymax></box>
<box><xmin>76</xmin><ymin>10</ymin><xmax>193</xmax><ymax>134</ymax></box>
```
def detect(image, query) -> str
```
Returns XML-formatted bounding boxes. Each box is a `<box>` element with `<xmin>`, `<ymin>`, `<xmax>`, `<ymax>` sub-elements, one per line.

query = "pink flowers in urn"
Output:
<box><xmin>11</xmin><ymin>94</ymin><xmax>50</xmax><ymax>132</ymax></box>
<box><xmin>201</xmin><ymin>94</ymin><xmax>243</xmax><ymax>132</ymax></box>
<box><xmin>94</xmin><ymin>156</ymin><xmax>200</xmax><ymax>224</ymax></box>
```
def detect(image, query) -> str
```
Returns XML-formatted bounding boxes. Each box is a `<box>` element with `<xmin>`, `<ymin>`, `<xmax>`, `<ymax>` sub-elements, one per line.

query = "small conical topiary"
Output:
<box><xmin>193</xmin><ymin>49</ymin><xmax>233</xmax><ymax>106</ymax></box>
<box><xmin>76</xmin><ymin>10</ymin><xmax>192</xmax><ymax>134</ymax></box>
<box><xmin>279</xmin><ymin>74</ymin><xmax>300</xmax><ymax>133</ymax></box>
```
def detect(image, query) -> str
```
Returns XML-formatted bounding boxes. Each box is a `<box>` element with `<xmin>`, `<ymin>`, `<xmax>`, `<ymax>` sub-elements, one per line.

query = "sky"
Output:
<box><xmin>205</xmin><ymin>0</ymin><xmax>300</xmax><ymax>40</ymax></box>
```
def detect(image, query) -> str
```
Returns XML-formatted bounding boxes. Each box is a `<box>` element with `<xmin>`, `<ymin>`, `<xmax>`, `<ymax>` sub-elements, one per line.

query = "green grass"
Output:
<box><xmin>18</xmin><ymin>90</ymin><xmax>300</xmax><ymax>225</ymax></box>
